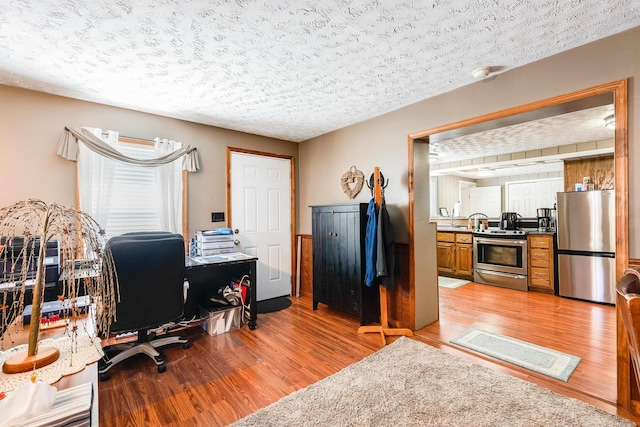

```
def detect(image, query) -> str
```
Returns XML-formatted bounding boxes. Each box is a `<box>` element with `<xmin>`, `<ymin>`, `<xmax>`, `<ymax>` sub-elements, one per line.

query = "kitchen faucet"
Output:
<box><xmin>468</xmin><ymin>212</ymin><xmax>489</xmax><ymax>230</ymax></box>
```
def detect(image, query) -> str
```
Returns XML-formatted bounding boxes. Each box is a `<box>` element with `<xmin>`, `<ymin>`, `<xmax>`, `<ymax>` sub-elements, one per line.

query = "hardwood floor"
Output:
<box><xmin>98</xmin><ymin>283</ymin><xmax>640</xmax><ymax>426</ymax></box>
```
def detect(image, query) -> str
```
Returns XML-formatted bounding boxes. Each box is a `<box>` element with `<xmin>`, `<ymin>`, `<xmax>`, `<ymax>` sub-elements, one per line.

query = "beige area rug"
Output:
<box><xmin>438</xmin><ymin>276</ymin><xmax>470</xmax><ymax>289</ymax></box>
<box><xmin>451</xmin><ymin>327</ymin><xmax>580</xmax><ymax>382</ymax></box>
<box><xmin>230</xmin><ymin>337</ymin><xmax>633</xmax><ymax>427</ymax></box>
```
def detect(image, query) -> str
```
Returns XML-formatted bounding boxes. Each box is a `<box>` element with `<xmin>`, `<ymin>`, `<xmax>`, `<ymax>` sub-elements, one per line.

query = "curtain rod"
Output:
<box><xmin>64</xmin><ymin>127</ymin><xmax>154</xmax><ymax>143</ymax></box>
<box><xmin>119</xmin><ymin>135</ymin><xmax>155</xmax><ymax>143</ymax></box>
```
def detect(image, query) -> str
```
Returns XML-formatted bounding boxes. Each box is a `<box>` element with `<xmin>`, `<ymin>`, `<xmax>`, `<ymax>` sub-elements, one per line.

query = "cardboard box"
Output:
<box><xmin>199</xmin><ymin>305</ymin><xmax>242</xmax><ymax>336</ymax></box>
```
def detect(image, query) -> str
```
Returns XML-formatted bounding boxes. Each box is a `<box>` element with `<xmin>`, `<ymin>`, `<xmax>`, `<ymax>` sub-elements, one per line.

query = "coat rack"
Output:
<box><xmin>358</xmin><ymin>166</ymin><xmax>413</xmax><ymax>345</ymax></box>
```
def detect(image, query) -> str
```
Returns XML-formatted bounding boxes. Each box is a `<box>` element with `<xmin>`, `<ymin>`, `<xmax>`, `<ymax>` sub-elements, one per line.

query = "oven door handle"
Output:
<box><xmin>474</xmin><ymin>237</ymin><xmax>527</xmax><ymax>246</ymax></box>
<box><xmin>474</xmin><ymin>268</ymin><xmax>527</xmax><ymax>280</ymax></box>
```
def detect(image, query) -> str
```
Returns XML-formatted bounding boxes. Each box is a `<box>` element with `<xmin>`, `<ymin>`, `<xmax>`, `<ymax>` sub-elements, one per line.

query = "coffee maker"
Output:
<box><xmin>499</xmin><ymin>212</ymin><xmax>519</xmax><ymax>230</ymax></box>
<box><xmin>537</xmin><ymin>208</ymin><xmax>554</xmax><ymax>232</ymax></box>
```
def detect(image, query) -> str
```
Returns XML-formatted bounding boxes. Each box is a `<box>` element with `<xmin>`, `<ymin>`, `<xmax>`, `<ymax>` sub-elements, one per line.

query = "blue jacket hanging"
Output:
<box><xmin>364</xmin><ymin>198</ymin><xmax>377</xmax><ymax>287</ymax></box>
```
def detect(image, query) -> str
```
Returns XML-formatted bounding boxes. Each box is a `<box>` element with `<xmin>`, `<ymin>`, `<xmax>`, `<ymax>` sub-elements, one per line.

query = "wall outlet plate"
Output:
<box><xmin>211</xmin><ymin>212</ymin><xmax>225</xmax><ymax>223</ymax></box>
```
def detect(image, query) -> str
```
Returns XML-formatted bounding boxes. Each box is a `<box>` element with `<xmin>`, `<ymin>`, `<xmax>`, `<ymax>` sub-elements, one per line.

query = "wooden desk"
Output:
<box><xmin>1</xmin><ymin>253</ymin><xmax>258</xmax><ymax>426</ymax></box>
<box><xmin>185</xmin><ymin>254</ymin><xmax>258</xmax><ymax>330</ymax></box>
<box><xmin>59</xmin><ymin>253</ymin><xmax>259</xmax><ymax>329</ymax></box>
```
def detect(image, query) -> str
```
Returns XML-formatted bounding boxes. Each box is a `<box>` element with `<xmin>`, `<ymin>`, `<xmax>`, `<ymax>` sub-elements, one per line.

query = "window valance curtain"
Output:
<box><xmin>57</xmin><ymin>127</ymin><xmax>200</xmax><ymax>172</ymax></box>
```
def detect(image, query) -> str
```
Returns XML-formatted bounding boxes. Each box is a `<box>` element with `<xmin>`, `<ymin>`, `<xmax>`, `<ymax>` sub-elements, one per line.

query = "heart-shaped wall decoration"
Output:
<box><xmin>340</xmin><ymin>166</ymin><xmax>364</xmax><ymax>199</ymax></box>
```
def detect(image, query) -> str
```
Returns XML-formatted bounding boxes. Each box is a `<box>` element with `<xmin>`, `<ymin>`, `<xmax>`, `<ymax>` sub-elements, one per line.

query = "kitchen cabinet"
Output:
<box><xmin>436</xmin><ymin>231</ymin><xmax>473</xmax><ymax>279</ymax></box>
<box><xmin>310</xmin><ymin>203</ymin><xmax>379</xmax><ymax>325</ymax></box>
<box><xmin>528</xmin><ymin>234</ymin><xmax>555</xmax><ymax>293</ymax></box>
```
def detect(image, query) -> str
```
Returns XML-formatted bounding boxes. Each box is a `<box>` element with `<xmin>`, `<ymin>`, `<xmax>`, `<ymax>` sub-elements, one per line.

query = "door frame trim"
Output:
<box><xmin>226</xmin><ymin>147</ymin><xmax>296</xmax><ymax>296</ymax></box>
<box><xmin>407</xmin><ymin>79</ymin><xmax>629</xmax><ymax>409</ymax></box>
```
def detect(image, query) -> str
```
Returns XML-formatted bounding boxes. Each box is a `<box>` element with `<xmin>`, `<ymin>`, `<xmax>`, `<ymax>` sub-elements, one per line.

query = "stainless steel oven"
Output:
<box><xmin>473</xmin><ymin>232</ymin><xmax>528</xmax><ymax>291</ymax></box>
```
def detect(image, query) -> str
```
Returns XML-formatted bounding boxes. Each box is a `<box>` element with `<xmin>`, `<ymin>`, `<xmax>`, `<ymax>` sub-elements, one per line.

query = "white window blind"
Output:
<box><xmin>78</xmin><ymin>133</ymin><xmax>183</xmax><ymax>241</ymax></box>
<box><xmin>103</xmin><ymin>142</ymin><xmax>162</xmax><ymax>238</ymax></box>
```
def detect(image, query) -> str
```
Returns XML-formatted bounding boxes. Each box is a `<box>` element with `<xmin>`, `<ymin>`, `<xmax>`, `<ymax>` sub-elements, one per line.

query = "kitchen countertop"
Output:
<box><xmin>435</xmin><ymin>225</ymin><xmax>557</xmax><ymax>235</ymax></box>
<box><xmin>436</xmin><ymin>225</ymin><xmax>473</xmax><ymax>232</ymax></box>
<box><xmin>526</xmin><ymin>230</ymin><xmax>557</xmax><ymax>236</ymax></box>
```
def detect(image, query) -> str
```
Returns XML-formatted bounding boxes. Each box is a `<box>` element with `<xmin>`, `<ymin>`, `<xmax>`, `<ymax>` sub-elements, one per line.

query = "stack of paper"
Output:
<box><xmin>194</xmin><ymin>230</ymin><xmax>235</xmax><ymax>256</ymax></box>
<box><xmin>15</xmin><ymin>382</ymin><xmax>93</xmax><ymax>427</ymax></box>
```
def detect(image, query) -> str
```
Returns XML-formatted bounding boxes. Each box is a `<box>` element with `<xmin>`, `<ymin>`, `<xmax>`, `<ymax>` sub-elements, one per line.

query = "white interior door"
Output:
<box><xmin>469</xmin><ymin>186</ymin><xmax>502</xmax><ymax>217</ymax></box>
<box><xmin>506</xmin><ymin>178</ymin><xmax>563</xmax><ymax>216</ymax></box>
<box><xmin>459</xmin><ymin>180</ymin><xmax>476</xmax><ymax>217</ymax></box>
<box><xmin>230</xmin><ymin>151</ymin><xmax>292</xmax><ymax>301</ymax></box>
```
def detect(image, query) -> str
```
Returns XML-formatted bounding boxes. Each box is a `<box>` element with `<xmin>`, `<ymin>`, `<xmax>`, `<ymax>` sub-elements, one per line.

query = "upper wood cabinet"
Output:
<box><xmin>563</xmin><ymin>155</ymin><xmax>614</xmax><ymax>192</ymax></box>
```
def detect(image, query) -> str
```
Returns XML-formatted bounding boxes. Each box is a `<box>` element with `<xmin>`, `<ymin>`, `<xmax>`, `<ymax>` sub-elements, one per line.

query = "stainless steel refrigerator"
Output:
<box><xmin>556</xmin><ymin>190</ymin><xmax>616</xmax><ymax>304</ymax></box>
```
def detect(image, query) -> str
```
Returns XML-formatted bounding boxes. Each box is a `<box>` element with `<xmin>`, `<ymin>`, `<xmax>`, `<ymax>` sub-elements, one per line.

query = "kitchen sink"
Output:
<box><xmin>437</xmin><ymin>225</ymin><xmax>470</xmax><ymax>230</ymax></box>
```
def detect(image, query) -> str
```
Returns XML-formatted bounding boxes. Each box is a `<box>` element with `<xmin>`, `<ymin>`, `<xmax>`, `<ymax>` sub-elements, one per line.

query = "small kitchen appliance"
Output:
<box><xmin>536</xmin><ymin>208</ymin><xmax>554</xmax><ymax>232</ymax></box>
<box><xmin>499</xmin><ymin>212</ymin><xmax>519</xmax><ymax>230</ymax></box>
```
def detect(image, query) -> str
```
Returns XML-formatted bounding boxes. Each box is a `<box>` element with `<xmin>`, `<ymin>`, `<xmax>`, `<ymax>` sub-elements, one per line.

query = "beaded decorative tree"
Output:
<box><xmin>0</xmin><ymin>199</ymin><xmax>118</xmax><ymax>374</ymax></box>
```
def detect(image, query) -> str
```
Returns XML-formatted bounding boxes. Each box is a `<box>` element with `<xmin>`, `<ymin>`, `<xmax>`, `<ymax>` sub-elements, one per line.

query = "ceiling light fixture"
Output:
<box><xmin>604</xmin><ymin>114</ymin><xmax>615</xmax><ymax>129</ymax></box>
<box><xmin>472</xmin><ymin>66</ymin><xmax>492</xmax><ymax>80</ymax></box>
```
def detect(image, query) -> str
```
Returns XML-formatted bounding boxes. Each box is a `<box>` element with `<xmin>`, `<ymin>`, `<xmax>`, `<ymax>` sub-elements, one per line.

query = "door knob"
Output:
<box><xmin>234</xmin><ymin>229</ymin><xmax>239</xmax><ymax>234</ymax></box>
<box><xmin>234</xmin><ymin>239</ymin><xmax>240</xmax><ymax>245</ymax></box>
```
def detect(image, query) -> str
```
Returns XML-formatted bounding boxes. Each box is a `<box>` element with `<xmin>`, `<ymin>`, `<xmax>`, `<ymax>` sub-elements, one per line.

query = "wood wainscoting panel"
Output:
<box><xmin>563</xmin><ymin>155</ymin><xmax>614</xmax><ymax>191</ymax></box>
<box><xmin>299</xmin><ymin>234</ymin><xmax>313</xmax><ymax>298</ymax></box>
<box><xmin>387</xmin><ymin>243</ymin><xmax>411</xmax><ymax>329</ymax></box>
<box><xmin>302</xmin><ymin>235</ymin><xmax>411</xmax><ymax>328</ymax></box>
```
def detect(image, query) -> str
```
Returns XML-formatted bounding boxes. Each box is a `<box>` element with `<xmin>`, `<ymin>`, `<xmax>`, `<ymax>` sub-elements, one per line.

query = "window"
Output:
<box><xmin>77</xmin><ymin>131</ymin><xmax>184</xmax><ymax>241</ymax></box>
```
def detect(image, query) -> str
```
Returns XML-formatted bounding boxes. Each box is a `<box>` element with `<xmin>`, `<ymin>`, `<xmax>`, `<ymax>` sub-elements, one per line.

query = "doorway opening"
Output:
<box><xmin>408</xmin><ymin>80</ymin><xmax>629</xmax><ymax>408</ymax></box>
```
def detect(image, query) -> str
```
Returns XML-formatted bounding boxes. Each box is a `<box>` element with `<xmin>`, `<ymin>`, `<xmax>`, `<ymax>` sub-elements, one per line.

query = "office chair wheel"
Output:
<box><xmin>157</xmin><ymin>363</ymin><xmax>167</xmax><ymax>373</ymax></box>
<box><xmin>99</xmin><ymin>371</ymin><xmax>111</xmax><ymax>382</ymax></box>
<box><xmin>183</xmin><ymin>341</ymin><xmax>192</xmax><ymax>349</ymax></box>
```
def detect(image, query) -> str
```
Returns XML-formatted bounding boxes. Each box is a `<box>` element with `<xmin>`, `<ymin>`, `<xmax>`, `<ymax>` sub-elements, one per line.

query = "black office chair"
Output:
<box><xmin>616</xmin><ymin>269</ymin><xmax>640</xmax><ymax>393</ymax></box>
<box><xmin>98</xmin><ymin>232</ymin><xmax>191</xmax><ymax>380</ymax></box>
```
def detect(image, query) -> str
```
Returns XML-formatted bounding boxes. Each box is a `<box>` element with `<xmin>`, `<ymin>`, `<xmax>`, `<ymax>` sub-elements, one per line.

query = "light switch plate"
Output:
<box><xmin>211</xmin><ymin>212</ymin><xmax>225</xmax><ymax>222</ymax></box>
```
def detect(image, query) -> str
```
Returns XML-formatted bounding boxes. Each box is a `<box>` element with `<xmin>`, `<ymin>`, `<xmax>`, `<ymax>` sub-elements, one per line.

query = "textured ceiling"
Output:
<box><xmin>431</xmin><ymin>105</ymin><xmax>614</xmax><ymax>164</ymax></box>
<box><xmin>0</xmin><ymin>1</ymin><xmax>638</xmax><ymax>143</ymax></box>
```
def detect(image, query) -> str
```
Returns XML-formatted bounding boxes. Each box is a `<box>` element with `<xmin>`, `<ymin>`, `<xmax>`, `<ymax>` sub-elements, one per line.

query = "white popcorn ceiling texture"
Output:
<box><xmin>0</xmin><ymin>0</ymin><xmax>638</xmax><ymax>148</ymax></box>
<box><xmin>431</xmin><ymin>105</ymin><xmax>615</xmax><ymax>165</ymax></box>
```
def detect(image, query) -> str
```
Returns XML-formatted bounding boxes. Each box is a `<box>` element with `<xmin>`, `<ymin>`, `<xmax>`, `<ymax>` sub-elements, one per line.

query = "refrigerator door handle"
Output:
<box><xmin>557</xmin><ymin>249</ymin><xmax>615</xmax><ymax>258</ymax></box>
